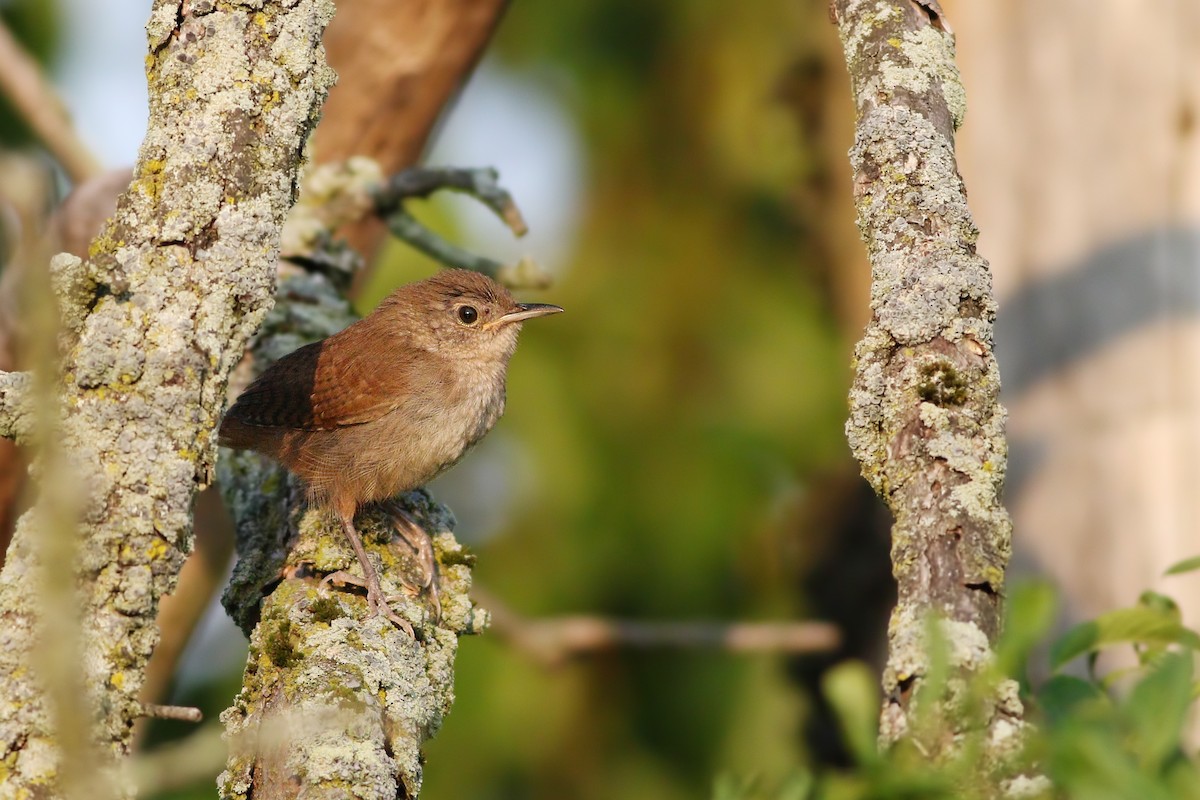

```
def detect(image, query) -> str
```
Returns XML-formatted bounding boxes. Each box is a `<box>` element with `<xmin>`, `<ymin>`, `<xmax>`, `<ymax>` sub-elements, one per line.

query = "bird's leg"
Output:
<box><xmin>331</xmin><ymin>509</ymin><xmax>414</xmax><ymax>637</ymax></box>
<box><xmin>379</xmin><ymin>500</ymin><xmax>441</xmax><ymax>621</ymax></box>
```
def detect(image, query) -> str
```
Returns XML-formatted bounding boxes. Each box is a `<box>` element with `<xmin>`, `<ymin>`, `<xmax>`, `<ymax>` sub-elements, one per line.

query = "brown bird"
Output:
<box><xmin>220</xmin><ymin>269</ymin><xmax>562</xmax><ymax>633</ymax></box>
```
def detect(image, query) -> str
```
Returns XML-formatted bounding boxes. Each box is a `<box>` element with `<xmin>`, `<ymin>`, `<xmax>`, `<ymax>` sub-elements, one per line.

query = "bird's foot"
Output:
<box><xmin>379</xmin><ymin>501</ymin><xmax>441</xmax><ymax>622</ymax></box>
<box><xmin>320</xmin><ymin>570</ymin><xmax>415</xmax><ymax>637</ymax></box>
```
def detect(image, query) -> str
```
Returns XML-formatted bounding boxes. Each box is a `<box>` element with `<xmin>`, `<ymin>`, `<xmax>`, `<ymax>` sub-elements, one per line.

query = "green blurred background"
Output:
<box><xmin>2</xmin><ymin>0</ymin><xmax>895</xmax><ymax>796</ymax></box>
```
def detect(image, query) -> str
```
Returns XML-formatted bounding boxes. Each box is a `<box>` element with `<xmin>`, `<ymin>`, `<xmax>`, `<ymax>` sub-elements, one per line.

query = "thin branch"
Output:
<box><xmin>477</xmin><ymin>588</ymin><xmax>842</xmax><ymax>667</ymax></box>
<box><xmin>373</xmin><ymin>166</ymin><xmax>553</xmax><ymax>289</ymax></box>
<box><xmin>376</xmin><ymin>166</ymin><xmax>529</xmax><ymax>236</ymax></box>
<box><xmin>0</xmin><ymin>21</ymin><xmax>102</xmax><ymax>182</ymax></box>
<box><xmin>139</xmin><ymin>704</ymin><xmax>203</xmax><ymax>723</ymax></box>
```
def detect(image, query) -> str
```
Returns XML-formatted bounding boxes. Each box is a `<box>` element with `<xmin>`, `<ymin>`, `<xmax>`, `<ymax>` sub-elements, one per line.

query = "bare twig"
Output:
<box><xmin>139</xmin><ymin>704</ymin><xmax>203</xmax><ymax>724</ymax></box>
<box><xmin>0</xmin><ymin>21</ymin><xmax>102</xmax><ymax>182</ymax></box>
<box><xmin>375</xmin><ymin>166</ymin><xmax>529</xmax><ymax>236</ymax></box>
<box><xmin>477</xmin><ymin>587</ymin><xmax>841</xmax><ymax>667</ymax></box>
<box><xmin>373</xmin><ymin>166</ymin><xmax>552</xmax><ymax>288</ymax></box>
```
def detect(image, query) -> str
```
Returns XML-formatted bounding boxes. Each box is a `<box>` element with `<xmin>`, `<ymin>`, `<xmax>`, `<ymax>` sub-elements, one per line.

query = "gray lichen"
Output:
<box><xmin>0</xmin><ymin>0</ymin><xmax>335</xmax><ymax>795</ymax></box>
<box><xmin>0</xmin><ymin>370</ymin><xmax>33</xmax><ymax>444</ymax></box>
<box><xmin>832</xmin><ymin>0</ymin><xmax>1029</xmax><ymax>770</ymax></box>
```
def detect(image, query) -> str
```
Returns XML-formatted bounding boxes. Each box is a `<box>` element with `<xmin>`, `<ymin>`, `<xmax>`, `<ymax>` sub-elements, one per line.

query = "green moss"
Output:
<box><xmin>264</xmin><ymin>619</ymin><xmax>300</xmax><ymax>668</ymax></box>
<box><xmin>309</xmin><ymin>595</ymin><xmax>344</xmax><ymax>623</ymax></box>
<box><xmin>439</xmin><ymin>544</ymin><xmax>476</xmax><ymax>568</ymax></box>
<box><xmin>916</xmin><ymin>361</ymin><xmax>968</xmax><ymax>406</ymax></box>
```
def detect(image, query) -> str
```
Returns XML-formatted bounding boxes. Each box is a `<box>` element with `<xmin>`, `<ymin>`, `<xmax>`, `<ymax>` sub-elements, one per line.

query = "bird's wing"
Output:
<box><xmin>225</xmin><ymin>334</ymin><xmax>415</xmax><ymax>431</ymax></box>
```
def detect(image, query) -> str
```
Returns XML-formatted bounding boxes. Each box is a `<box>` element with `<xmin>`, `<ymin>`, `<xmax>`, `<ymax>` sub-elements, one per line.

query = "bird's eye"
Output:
<box><xmin>457</xmin><ymin>305</ymin><xmax>479</xmax><ymax>325</ymax></box>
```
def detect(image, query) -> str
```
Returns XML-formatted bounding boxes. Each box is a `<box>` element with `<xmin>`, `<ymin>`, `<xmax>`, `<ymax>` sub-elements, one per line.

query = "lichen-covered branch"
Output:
<box><xmin>0</xmin><ymin>369</ymin><xmax>33</xmax><ymax>443</ymax></box>
<box><xmin>0</xmin><ymin>0</ymin><xmax>335</xmax><ymax>794</ymax></box>
<box><xmin>217</xmin><ymin>266</ymin><xmax>485</xmax><ymax>799</ymax></box>
<box><xmin>831</xmin><ymin>0</ymin><xmax>1027</xmax><ymax>763</ymax></box>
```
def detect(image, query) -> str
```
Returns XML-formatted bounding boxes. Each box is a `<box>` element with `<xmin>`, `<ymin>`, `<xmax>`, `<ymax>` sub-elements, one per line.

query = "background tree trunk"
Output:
<box><xmin>948</xmin><ymin>0</ymin><xmax>1200</xmax><ymax>644</ymax></box>
<box><xmin>831</xmin><ymin>0</ymin><xmax>1029</xmax><ymax>760</ymax></box>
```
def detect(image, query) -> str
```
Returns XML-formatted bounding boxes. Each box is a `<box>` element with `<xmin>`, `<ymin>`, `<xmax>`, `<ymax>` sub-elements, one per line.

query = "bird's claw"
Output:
<box><xmin>381</xmin><ymin>502</ymin><xmax>442</xmax><ymax>622</ymax></box>
<box><xmin>366</xmin><ymin>585</ymin><xmax>415</xmax><ymax>638</ymax></box>
<box><xmin>321</xmin><ymin>570</ymin><xmax>415</xmax><ymax>637</ymax></box>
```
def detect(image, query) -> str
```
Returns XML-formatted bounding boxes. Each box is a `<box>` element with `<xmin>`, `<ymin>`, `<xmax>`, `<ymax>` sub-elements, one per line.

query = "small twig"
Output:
<box><xmin>382</xmin><ymin>207</ymin><xmax>509</xmax><ymax>279</ymax></box>
<box><xmin>372</xmin><ymin>166</ymin><xmax>552</xmax><ymax>288</ymax></box>
<box><xmin>139</xmin><ymin>703</ymin><xmax>204</xmax><ymax>723</ymax></box>
<box><xmin>0</xmin><ymin>21</ymin><xmax>102</xmax><ymax>182</ymax></box>
<box><xmin>476</xmin><ymin>587</ymin><xmax>842</xmax><ymax>667</ymax></box>
<box><xmin>376</xmin><ymin>166</ymin><xmax>527</xmax><ymax>236</ymax></box>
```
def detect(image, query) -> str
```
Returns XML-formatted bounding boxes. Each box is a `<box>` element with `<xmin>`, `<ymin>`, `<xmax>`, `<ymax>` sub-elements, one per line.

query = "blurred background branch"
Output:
<box><xmin>0</xmin><ymin>18</ymin><xmax>98</xmax><ymax>182</ymax></box>
<box><xmin>479</xmin><ymin>586</ymin><xmax>841</xmax><ymax>665</ymax></box>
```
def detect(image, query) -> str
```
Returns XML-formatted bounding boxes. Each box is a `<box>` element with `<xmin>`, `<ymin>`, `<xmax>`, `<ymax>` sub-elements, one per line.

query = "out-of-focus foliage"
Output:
<box><xmin>715</xmin><ymin>575</ymin><xmax>1200</xmax><ymax>800</ymax></box>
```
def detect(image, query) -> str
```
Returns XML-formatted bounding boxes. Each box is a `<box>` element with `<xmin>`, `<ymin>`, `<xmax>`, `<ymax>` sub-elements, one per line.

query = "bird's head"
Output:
<box><xmin>384</xmin><ymin>268</ymin><xmax>562</xmax><ymax>365</ymax></box>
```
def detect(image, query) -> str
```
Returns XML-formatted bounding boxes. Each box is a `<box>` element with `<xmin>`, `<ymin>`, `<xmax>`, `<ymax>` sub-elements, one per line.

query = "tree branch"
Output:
<box><xmin>315</xmin><ymin>0</ymin><xmax>511</xmax><ymax>269</ymax></box>
<box><xmin>831</xmin><ymin>0</ymin><xmax>1029</xmax><ymax>762</ymax></box>
<box><xmin>0</xmin><ymin>369</ymin><xmax>33</xmax><ymax>443</ymax></box>
<box><xmin>0</xmin><ymin>0</ymin><xmax>336</xmax><ymax>794</ymax></box>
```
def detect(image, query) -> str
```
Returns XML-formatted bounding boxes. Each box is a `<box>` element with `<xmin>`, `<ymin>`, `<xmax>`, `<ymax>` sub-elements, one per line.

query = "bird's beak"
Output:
<box><xmin>498</xmin><ymin>302</ymin><xmax>564</xmax><ymax>325</ymax></box>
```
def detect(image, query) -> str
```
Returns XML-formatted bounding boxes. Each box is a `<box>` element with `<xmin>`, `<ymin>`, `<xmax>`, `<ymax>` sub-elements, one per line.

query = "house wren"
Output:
<box><xmin>219</xmin><ymin>268</ymin><xmax>562</xmax><ymax>633</ymax></box>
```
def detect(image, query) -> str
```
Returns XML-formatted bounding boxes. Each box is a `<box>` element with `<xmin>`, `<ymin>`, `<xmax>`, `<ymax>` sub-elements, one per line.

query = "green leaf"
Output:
<box><xmin>713</xmin><ymin>773</ymin><xmax>757</xmax><ymax>800</ymax></box>
<box><xmin>1164</xmin><ymin>555</ymin><xmax>1200</xmax><ymax>576</ymax></box>
<box><xmin>997</xmin><ymin>580</ymin><xmax>1058</xmax><ymax>677</ymax></box>
<box><xmin>1038</xmin><ymin>674</ymin><xmax>1107</xmax><ymax>725</ymax></box>
<box><xmin>821</xmin><ymin>661</ymin><xmax>880</xmax><ymax>766</ymax></box>
<box><xmin>1138</xmin><ymin>591</ymin><xmax>1181</xmax><ymax>616</ymax></box>
<box><xmin>1050</xmin><ymin>606</ymin><xmax>1200</xmax><ymax>670</ymax></box>
<box><xmin>1124</xmin><ymin>650</ymin><xmax>1193</xmax><ymax>771</ymax></box>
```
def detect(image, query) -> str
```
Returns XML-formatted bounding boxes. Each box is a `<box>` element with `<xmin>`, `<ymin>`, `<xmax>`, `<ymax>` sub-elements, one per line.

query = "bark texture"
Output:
<box><xmin>0</xmin><ymin>0</ymin><xmax>334</xmax><ymax>793</ymax></box>
<box><xmin>831</xmin><ymin>0</ymin><xmax>1025</xmax><ymax>756</ymax></box>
